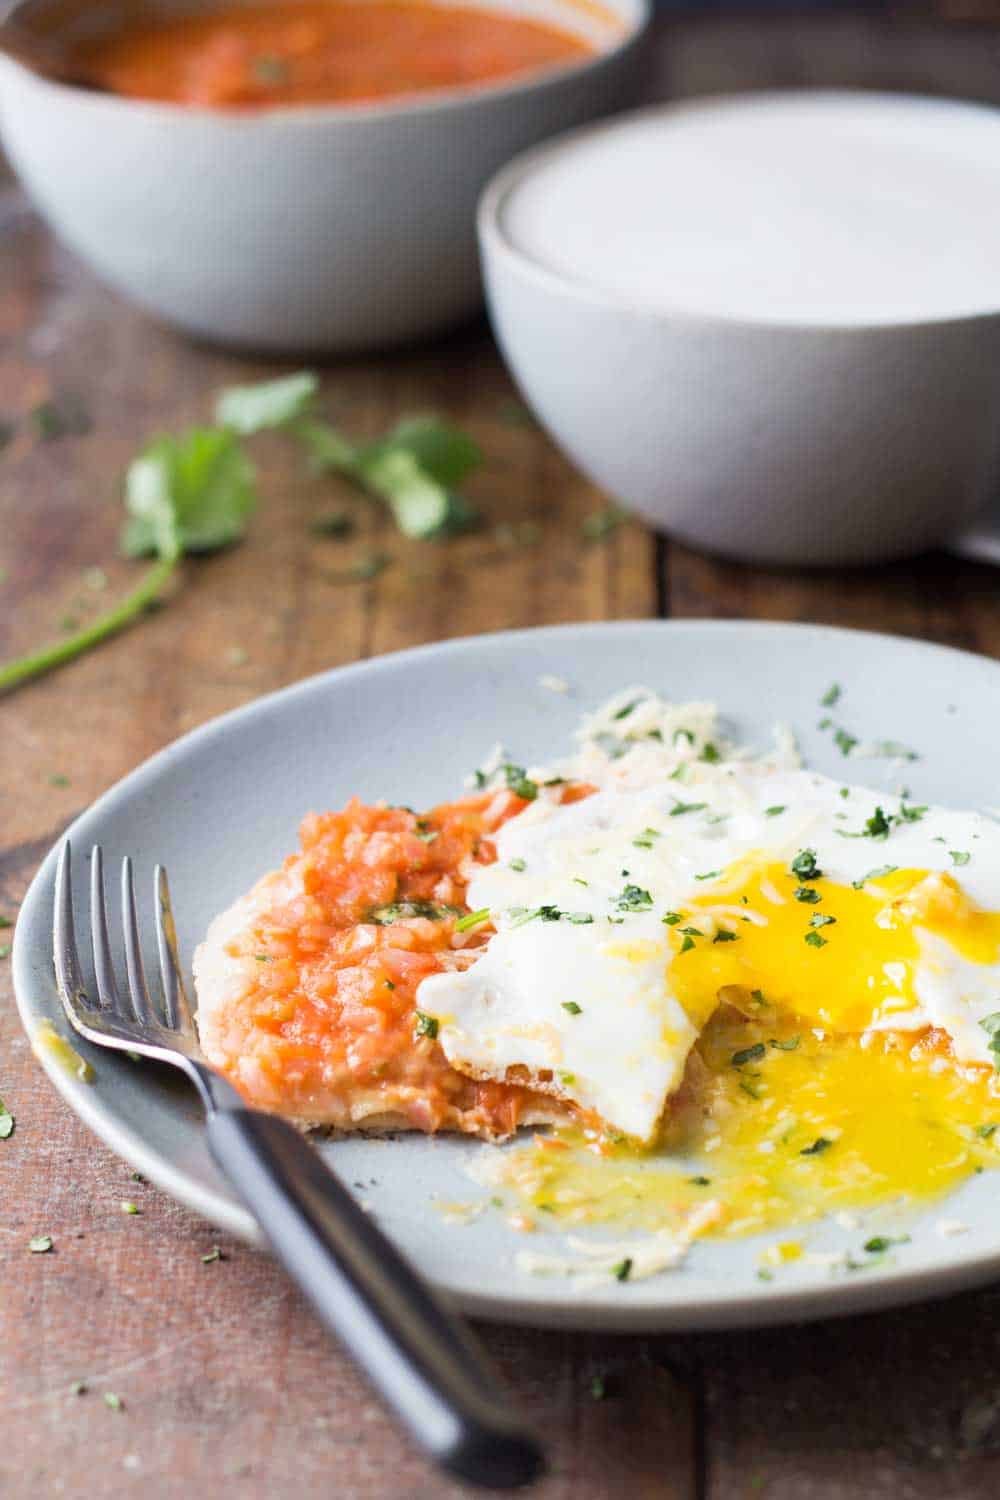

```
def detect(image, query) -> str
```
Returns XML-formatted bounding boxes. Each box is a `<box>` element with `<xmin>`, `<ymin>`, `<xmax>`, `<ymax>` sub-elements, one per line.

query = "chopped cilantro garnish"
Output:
<box><xmin>612</xmin><ymin>1257</ymin><xmax>633</xmax><ymax>1282</ymax></box>
<box><xmin>662</xmin><ymin>912</ymin><xmax>682</xmax><ymax>926</ymax></box>
<box><xmin>794</xmin><ymin>886</ymin><xmax>822</xmax><ymax>904</ymax></box>
<box><xmin>865</xmin><ymin>806</ymin><xmax>892</xmax><ymax>839</ymax></box>
<box><xmin>700</xmin><ymin>742</ymin><xmax>721</xmax><ymax>764</ymax></box>
<box><xmin>833</xmin><ymin>728</ymin><xmax>858</xmax><ymax>756</ymax></box>
<box><xmin>582</xmin><ymin>507</ymin><xmax>623</xmax><ymax>542</ymax></box>
<box><xmin>898</xmin><ymin>803</ymin><xmax>927</xmax><ymax>823</ymax></box>
<box><xmin>509</xmin><ymin>858</ymin><xmax>526</xmax><ymax>872</ymax></box>
<box><xmin>864</xmin><ymin>1235</ymin><xmax>909</xmax><ymax>1254</ymax></box>
<box><xmin>739</xmin><ymin>1077</ymin><xmax>763</xmax><ymax>1100</ymax></box>
<box><xmin>455</xmin><ymin>908</ymin><xmax>491</xmax><ymax>933</ymax></box>
<box><xmin>573</xmin><ymin>876</ymin><xmax>589</xmax><ymax>886</ymax></box>
<box><xmin>809</xmin><ymin>913</ymin><xmax>836</xmax><ymax>929</ymax></box>
<box><xmin>790</xmin><ymin>849</ymin><xmax>822</xmax><ymax>881</ymax></box>
<box><xmin>673</xmin><ymin>728</ymin><xmax>694</xmax><ymax>746</ymax></box>
<box><xmin>732</xmin><ymin>1043</ymin><xmax>766</xmax><ymax>1067</ymax></box>
<box><xmin>370</xmin><ymin>900</ymin><xmax>456</xmax><ymax>924</ymax></box>
<box><xmin>980</xmin><ymin>1012</ymin><xmax>1000</xmax><ymax>1070</ymax></box>
<box><xmin>820</xmin><ymin>683</ymin><xmax>841</xmax><ymax>708</ymax></box>
<box><xmin>120</xmin><ymin>1201</ymin><xmax>140</xmax><ymax>1215</ymax></box>
<box><xmin>670</xmin><ymin>799</ymin><xmax>708</xmax><ymax>817</ymax></box>
<box><xmin>764</xmin><ymin>805</ymin><xmax>786</xmax><ymax>818</ymax></box>
<box><xmin>558</xmin><ymin>1071</ymin><xmax>576</xmax><ymax>1086</ymax></box>
<box><xmin>977</xmin><ymin>1124</ymin><xmax>998</xmax><ymax>1140</ymax></box>
<box><xmin>615</xmin><ymin>884</ymin><xmax>654</xmax><ymax>912</ymax></box>
<box><xmin>769</xmin><ymin>1036</ymin><xmax>800</xmax><ymax>1051</ymax></box>
<box><xmin>713</xmin><ymin>930</ymin><xmax>738</xmax><ymax>944</ymax></box>
<box><xmin>870</xmin><ymin>740</ymin><xmax>919</xmax><ymax>762</ymax></box>
<box><xmin>799</xmin><ymin>1137</ymin><xmax>833</xmax><ymax>1155</ymax></box>
<box><xmin>688</xmin><ymin>1175</ymin><xmax>712</xmax><ymax>1186</ymax></box>
<box><xmin>502</xmin><ymin>764</ymin><xmax>538</xmax><ymax>801</ymax></box>
<box><xmin>751</xmin><ymin>989</ymin><xmax>765</xmax><ymax>1006</ymax></box>
<box><xmin>613</xmin><ymin>699</ymin><xmax>642</xmax><ymax>720</ymax></box>
<box><xmin>852</xmin><ymin>865</ymin><xmax>898</xmax><ymax>889</ymax></box>
<box><xmin>804</xmin><ymin>930</ymin><xmax>828</xmax><ymax>948</ymax></box>
<box><xmin>694</xmin><ymin>870</ymin><xmax>721</xmax><ymax>882</ymax></box>
<box><xmin>413</xmin><ymin>1012</ymin><xmax>439</xmax><ymax>1040</ymax></box>
<box><xmin>950</xmin><ymin>850</ymin><xmax>971</xmax><ymax>867</ymax></box>
<box><xmin>562</xmin><ymin>1002</ymin><xmax>583</xmax><ymax>1015</ymax></box>
<box><xmin>679</xmin><ymin>934</ymin><xmax>696</xmax><ymax>954</ymax></box>
<box><xmin>566</xmin><ymin>912</ymin><xmax>594</xmax><ymax>925</ymax></box>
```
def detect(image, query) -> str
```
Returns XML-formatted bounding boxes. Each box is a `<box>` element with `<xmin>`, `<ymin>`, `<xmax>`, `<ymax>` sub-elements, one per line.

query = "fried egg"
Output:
<box><xmin>418</xmin><ymin>762</ymin><xmax>1000</xmax><ymax>1141</ymax></box>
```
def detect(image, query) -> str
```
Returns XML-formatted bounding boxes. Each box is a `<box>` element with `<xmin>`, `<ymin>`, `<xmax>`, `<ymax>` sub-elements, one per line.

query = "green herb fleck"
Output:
<box><xmin>28</xmin><ymin>1234</ymin><xmax>53</xmax><ymax>1253</ymax></box>
<box><xmin>615</xmin><ymin>884</ymin><xmax>653</xmax><ymax>912</ymax></box>
<box><xmin>833</xmin><ymin>728</ymin><xmax>858</xmax><ymax>756</ymax></box>
<box><xmin>951</xmin><ymin>850</ymin><xmax>971</xmax><ymax>867</ymax></box>
<box><xmin>689</xmin><ymin>1175</ymin><xmax>712</xmax><ymax>1186</ymax></box>
<box><xmin>120</xmin><ymin>1201</ymin><xmax>141</xmax><ymax>1215</ymax></box>
<box><xmin>852</xmin><ymin>865</ymin><xmax>898</xmax><ymax>889</ymax></box>
<box><xmin>976</xmin><ymin>1123</ymin><xmax>997</xmax><ymax>1140</ymax></box>
<box><xmin>820</xmin><ymin>683</ymin><xmax>841</xmax><ymax>708</ymax></box>
<box><xmin>662</xmin><ymin>912</ymin><xmax>682</xmax><ymax>926</ymax></box>
<box><xmin>509</xmin><ymin>858</ymin><xmax>526</xmax><ymax>872</ymax></box>
<box><xmin>864</xmin><ymin>1235</ymin><xmax>909</xmax><ymax>1254</ymax></box>
<box><xmin>455</xmin><ymin>908</ymin><xmax>491</xmax><ymax>934</ymax></box>
<box><xmin>414</xmin><ymin>1012</ymin><xmax>439</xmax><ymax>1040</ymax></box>
<box><xmin>713</xmin><ymin>930</ymin><xmax>738</xmax><ymax>944</ymax></box>
<box><xmin>612</xmin><ymin>1257</ymin><xmax>633</xmax><ymax>1282</ymax></box>
<box><xmin>769</xmin><ymin>1036</ymin><xmax>800</xmax><ymax>1051</ymax></box>
<box><xmin>670</xmin><ymin>799</ymin><xmax>708</xmax><ymax>817</ymax></box>
<box><xmin>694</xmin><ymin>870</ymin><xmax>721</xmax><ymax>882</ymax></box>
<box><xmin>103</xmin><ymin>1392</ymin><xmax>124</xmax><ymax>1412</ymax></box>
<box><xmin>790</xmin><ymin>849</ymin><xmax>822</xmax><ymax>881</ymax></box>
<box><xmin>562</xmin><ymin>1002</ymin><xmax>583</xmax><ymax>1015</ymax></box>
<box><xmin>680</xmin><ymin>935</ymin><xmax>696</xmax><ymax>954</ymax></box>
<box><xmin>765</xmin><ymin>805</ymin><xmax>786</xmax><ymax>818</ymax></box>
<box><xmin>502</xmin><ymin>764</ymin><xmax>538</xmax><ymax>801</ymax></box>
<box><xmin>794</xmin><ymin>886</ymin><xmax>822</xmax><ymax>904</ymax></box>
<box><xmin>804</xmin><ymin>930</ymin><xmax>828</xmax><ymax>948</ymax></box>
<box><xmin>201</xmin><ymin>1246</ymin><xmax>224</xmax><ymax>1264</ymax></box>
<box><xmin>800</xmin><ymin>1137</ymin><xmax>833</xmax><ymax>1156</ymax></box>
<box><xmin>732</xmin><ymin>1043</ymin><xmax>766</xmax><ymax>1066</ymax></box>
<box><xmin>809</xmin><ymin>913</ymin><xmax>836</xmax><ymax>929</ymax></box>
<box><xmin>582</xmin><ymin>507</ymin><xmax>623</xmax><ymax>542</ymax></box>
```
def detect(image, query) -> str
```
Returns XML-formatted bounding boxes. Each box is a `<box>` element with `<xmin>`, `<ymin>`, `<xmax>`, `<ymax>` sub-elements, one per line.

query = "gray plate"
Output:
<box><xmin>14</xmin><ymin>620</ymin><xmax>1000</xmax><ymax>1329</ymax></box>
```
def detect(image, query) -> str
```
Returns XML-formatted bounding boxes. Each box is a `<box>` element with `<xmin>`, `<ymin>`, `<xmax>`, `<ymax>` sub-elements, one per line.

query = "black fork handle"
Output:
<box><xmin>206</xmin><ymin>1107</ymin><xmax>544</xmax><ymax>1490</ymax></box>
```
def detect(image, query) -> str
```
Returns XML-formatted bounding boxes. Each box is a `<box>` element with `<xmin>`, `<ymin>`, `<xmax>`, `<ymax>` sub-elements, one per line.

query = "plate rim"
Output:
<box><xmin>15</xmin><ymin>616</ymin><xmax>1000</xmax><ymax>1330</ymax></box>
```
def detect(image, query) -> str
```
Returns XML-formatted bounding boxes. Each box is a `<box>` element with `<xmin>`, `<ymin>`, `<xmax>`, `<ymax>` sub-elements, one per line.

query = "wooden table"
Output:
<box><xmin>5</xmin><ymin>14</ymin><xmax>1000</xmax><ymax>1497</ymax></box>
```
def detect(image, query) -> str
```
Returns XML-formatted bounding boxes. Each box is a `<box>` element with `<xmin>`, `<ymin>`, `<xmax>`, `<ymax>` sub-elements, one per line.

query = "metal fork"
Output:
<box><xmin>53</xmin><ymin>842</ymin><xmax>544</xmax><ymax>1490</ymax></box>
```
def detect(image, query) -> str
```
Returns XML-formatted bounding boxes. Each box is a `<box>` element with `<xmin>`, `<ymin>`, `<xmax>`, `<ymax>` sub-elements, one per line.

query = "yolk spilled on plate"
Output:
<box><xmin>488</xmin><ymin>864</ymin><xmax>1000</xmax><ymax>1238</ymax></box>
<box><xmin>492</xmin><ymin>1014</ymin><xmax>999</xmax><ymax>1238</ymax></box>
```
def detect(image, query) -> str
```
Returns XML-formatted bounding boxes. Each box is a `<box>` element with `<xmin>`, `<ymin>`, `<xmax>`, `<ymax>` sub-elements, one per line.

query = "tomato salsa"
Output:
<box><xmin>78</xmin><ymin>1</ymin><xmax>596</xmax><ymax>109</ymax></box>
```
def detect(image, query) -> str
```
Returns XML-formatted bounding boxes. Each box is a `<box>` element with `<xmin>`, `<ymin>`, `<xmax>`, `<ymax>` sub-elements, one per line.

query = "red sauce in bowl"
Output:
<box><xmin>78</xmin><ymin>0</ymin><xmax>597</xmax><ymax>109</ymax></box>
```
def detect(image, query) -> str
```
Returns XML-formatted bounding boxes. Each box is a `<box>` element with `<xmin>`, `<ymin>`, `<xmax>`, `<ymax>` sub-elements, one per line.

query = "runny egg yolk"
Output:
<box><xmin>484</xmin><ymin>859</ymin><xmax>1000</xmax><ymax>1241</ymax></box>
<box><xmin>667</xmin><ymin>861</ymin><xmax>1000</xmax><ymax>1033</ymax></box>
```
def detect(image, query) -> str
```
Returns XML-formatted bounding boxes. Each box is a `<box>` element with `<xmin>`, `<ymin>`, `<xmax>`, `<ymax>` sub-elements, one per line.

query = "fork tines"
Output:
<box><xmin>53</xmin><ymin>842</ymin><xmax>195</xmax><ymax>1043</ymax></box>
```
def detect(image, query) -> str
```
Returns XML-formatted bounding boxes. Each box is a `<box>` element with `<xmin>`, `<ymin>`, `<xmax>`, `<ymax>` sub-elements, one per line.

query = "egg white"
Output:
<box><xmin>418</xmin><ymin>758</ymin><xmax>1000</xmax><ymax>1140</ymax></box>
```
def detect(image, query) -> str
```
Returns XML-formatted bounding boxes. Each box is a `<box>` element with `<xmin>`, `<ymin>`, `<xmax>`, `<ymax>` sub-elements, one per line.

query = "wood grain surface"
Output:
<box><xmin>4</xmin><ymin>14</ymin><xmax>1000</xmax><ymax>1499</ymax></box>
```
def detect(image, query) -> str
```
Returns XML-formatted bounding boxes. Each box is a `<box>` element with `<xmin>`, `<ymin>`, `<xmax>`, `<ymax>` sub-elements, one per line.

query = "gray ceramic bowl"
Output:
<box><xmin>0</xmin><ymin>0</ymin><xmax>648</xmax><ymax>352</ymax></box>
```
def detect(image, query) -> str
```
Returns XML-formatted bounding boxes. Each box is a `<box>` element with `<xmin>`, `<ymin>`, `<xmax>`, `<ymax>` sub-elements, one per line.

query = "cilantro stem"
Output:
<box><xmin>0</xmin><ymin>555</ymin><xmax>177</xmax><ymax>696</ymax></box>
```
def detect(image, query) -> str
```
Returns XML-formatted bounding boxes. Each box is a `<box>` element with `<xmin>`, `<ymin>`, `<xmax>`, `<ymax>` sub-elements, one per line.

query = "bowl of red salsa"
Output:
<box><xmin>0</xmin><ymin>0</ymin><xmax>648</xmax><ymax>351</ymax></box>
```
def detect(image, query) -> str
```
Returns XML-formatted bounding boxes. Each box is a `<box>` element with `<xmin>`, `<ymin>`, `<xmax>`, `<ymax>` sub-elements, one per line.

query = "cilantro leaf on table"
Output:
<box><xmin>214</xmin><ymin>371</ymin><xmax>319</xmax><ymax>434</ymax></box>
<box><xmin>0</xmin><ymin>428</ymin><xmax>258</xmax><ymax>696</ymax></box>
<box><xmin>121</xmin><ymin>428</ymin><xmax>256</xmax><ymax>558</ymax></box>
